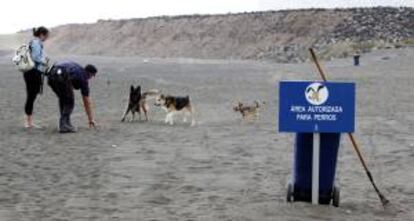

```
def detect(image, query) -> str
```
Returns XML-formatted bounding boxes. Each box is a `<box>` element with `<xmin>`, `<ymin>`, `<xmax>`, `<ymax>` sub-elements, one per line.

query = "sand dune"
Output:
<box><xmin>0</xmin><ymin>34</ymin><xmax>27</xmax><ymax>50</ymax></box>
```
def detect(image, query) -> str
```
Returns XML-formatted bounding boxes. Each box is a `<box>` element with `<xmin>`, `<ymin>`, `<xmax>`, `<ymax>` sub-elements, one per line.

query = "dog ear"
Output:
<box><xmin>136</xmin><ymin>86</ymin><xmax>141</xmax><ymax>93</ymax></box>
<box><xmin>130</xmin><ymin>85</ymin><xmax>134</xmax><ymax>92</ymax></box>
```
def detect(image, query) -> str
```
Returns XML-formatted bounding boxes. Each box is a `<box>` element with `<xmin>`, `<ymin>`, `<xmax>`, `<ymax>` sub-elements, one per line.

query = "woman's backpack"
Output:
<box><xmin>12</xmin><ymin>43</ymin><xmax>35</xmax><ymax>72</ymax></box>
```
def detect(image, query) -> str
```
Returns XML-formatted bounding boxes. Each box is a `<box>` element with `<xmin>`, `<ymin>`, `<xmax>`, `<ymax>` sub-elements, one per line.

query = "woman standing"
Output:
<box><xmin>24</xmin><ymin>26</ymin><xmax>49</xmax><ymax>128</ymax></box>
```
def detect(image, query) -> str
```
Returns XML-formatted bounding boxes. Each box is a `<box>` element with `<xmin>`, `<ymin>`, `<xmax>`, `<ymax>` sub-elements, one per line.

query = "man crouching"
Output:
<box><xmin>48</xmin><ymin>61</ymin><xmax>98</xmax><ymax>133</ymax></box>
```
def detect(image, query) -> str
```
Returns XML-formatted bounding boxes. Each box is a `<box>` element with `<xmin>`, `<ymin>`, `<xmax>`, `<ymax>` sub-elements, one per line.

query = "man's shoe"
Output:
<box><xmin>59</xmin><ymin>116</ymin><xmax>77</xmax><ymax>133</ymax></box>
<box><xmin>59</xmin><ymin>125</ymin><xmax>77</xmax><ymax>133</ymax></box>
<box><xmin>66</xmin><ymin>116</ymin><xmax>75</xmax><ymax>128</ymax></box>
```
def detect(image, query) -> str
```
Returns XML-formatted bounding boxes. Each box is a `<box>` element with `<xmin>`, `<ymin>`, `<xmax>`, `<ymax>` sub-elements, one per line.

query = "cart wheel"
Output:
<box><xmin>287</xmin><ymin>183</ymin><xmax>294</xmax><ymax>202</ymax></box>
<box><xmin>332</xmin><ymin>186</ymin><xmax>340</xmax><ymax>207</ymax></box>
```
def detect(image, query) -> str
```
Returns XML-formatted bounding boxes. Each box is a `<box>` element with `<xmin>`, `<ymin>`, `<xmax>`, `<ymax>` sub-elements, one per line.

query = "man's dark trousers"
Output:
<box><xmin>48</xmin><ymin>69</ymin><xmax>76</xmax><ymax>132</ymax></box>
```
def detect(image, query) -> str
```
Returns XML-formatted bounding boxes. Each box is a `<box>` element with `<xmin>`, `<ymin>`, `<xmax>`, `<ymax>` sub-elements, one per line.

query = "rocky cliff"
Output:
<box><xmin>44</xmin><ymin>7</ymin><xmax>414</xmax><ymax>62</ymax></box>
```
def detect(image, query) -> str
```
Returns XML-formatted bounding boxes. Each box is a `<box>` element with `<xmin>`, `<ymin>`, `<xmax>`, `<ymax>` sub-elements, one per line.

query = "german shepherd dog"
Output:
<box><xmin>154</xmin><ymin>94</ymin><xmax>196</xmax><ymax>126</ymax></box>
<box><xmin>121</xmin><ymin>85</ymin><xmax>160</xmax><ymax>122</ymax></box>
<box><xmin>233</xmin><ymin>100</ymin><xmax>265</xmax><ymax>120</ymax></box>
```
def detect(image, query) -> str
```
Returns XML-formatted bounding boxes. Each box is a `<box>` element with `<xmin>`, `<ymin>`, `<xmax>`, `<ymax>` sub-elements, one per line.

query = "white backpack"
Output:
<box><xmin>12</xmin><ymin>43</ymin><xmax>35</xmax><ymax>72</ymax></box>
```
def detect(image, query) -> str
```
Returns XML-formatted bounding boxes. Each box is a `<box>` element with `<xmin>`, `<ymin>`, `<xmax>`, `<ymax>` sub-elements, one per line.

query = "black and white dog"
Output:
<box><xmin>154</xmin><ymin>94</ymin><xmax>196</xmax><ymax>126</ymax></box>
<box><xmin>121</xmin><ymin>85</ymin><xmax>160</xmax><ymax>122</ymax></box>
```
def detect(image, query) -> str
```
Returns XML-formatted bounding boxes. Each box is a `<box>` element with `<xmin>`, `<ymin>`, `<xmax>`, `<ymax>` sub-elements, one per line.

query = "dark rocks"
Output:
<box><xmin>318</xmin><ymin>7</ymin><xmax>414</xmax><ymax>44</ymax></box>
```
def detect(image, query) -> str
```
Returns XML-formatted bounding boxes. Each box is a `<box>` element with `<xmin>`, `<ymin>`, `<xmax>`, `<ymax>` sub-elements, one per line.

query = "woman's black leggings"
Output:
<box><xmin>23</xmin><ymin>69</ymin><xmax>42</xmax><ymax>115</ymax></box>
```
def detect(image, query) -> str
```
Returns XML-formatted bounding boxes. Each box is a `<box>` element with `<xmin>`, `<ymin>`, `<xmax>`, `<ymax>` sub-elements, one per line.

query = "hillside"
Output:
<box><xmin>0</xmin><ymin>33</ymin><xmax>27</xmax><ymax>58</ymax></box>
<box><xmin>16</xmin><ymin>7</ymin><xmax>414</xmax><ymax>62</ymax></box>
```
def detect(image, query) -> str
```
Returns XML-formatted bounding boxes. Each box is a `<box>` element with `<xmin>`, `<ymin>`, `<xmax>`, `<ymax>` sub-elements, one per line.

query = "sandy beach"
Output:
<box><xmin>0</xmin><ymin>48</ymin><xmax>413</xmax><ymax>220</ymax></box>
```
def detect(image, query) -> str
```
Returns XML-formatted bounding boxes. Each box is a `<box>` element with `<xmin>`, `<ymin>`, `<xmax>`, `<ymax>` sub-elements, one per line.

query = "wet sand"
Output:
<box><xmin>0</xmin><ymin>49</ymin><xmax>413</xmax><ymax>220</ymax></box>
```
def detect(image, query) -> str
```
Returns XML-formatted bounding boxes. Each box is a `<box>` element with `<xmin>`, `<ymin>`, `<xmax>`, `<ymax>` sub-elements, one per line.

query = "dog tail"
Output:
<box><xmin>255</xmin><ymin>100</ymin><xmax>266</xmax><ymax>108</ymax></box>
<box><xmin>142</xmin><ymin>89</ymin><xmax>160</xmax><ymax>96</ymax></box>
<box><xmin>142</xmin><ymin>89</ymin><xmax>161</xmax><ymax>100</ymax></box>
<box><xmin>187</xmin><ymin>96</ymin><xmax>198</xmax><ymax>126</ymax></box>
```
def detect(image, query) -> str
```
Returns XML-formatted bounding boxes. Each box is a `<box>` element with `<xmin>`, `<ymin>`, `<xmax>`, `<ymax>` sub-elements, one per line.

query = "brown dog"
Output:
<box><xmin>233</xmin><ymin>100</ymin><xmax>265</xmax><ymax>120</ymax></box>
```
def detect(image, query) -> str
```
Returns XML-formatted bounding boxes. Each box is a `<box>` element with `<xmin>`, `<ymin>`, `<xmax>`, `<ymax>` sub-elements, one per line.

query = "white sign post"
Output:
<box><xmin>312</xmin><ymin>134</ymin><xmax>320</xmax><ymax>205</ymax></box>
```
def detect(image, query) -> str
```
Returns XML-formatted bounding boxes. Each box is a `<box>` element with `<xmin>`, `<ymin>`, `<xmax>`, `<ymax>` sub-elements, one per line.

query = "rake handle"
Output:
<box><xmin>309</xmin><ymin>48</ymin><xmax>327</xmax><ymax>81</ymax></box>
<box><xmin>348</xmin><ymin>133</ymin><xmax>386</xmax><ymax>200</ymax></box>
<box><xmin>308</xmin><ymin>48</ymin><xmax>389</xmax><ymax>207</ymax></box>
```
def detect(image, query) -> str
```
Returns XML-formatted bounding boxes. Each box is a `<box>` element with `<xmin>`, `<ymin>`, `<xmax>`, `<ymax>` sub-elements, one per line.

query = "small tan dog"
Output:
<box><xmin>233</xmin><ymin>100</ymin><xmax>265</xmax><ymax>120</ymax></box>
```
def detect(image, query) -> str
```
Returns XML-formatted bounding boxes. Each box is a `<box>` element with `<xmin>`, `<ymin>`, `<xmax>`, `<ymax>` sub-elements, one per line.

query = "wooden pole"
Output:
<box><xmin>308</xmin><ymin>48</ymin><xmax>390</xmax><ymax>207</ymax></box>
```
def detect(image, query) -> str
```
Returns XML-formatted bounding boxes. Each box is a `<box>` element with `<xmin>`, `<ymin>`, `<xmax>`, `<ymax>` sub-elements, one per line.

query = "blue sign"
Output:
<box><xmin>279</xmin><ymin>81</ymin><xmax>355</xmax><ymax>133</ymax></box>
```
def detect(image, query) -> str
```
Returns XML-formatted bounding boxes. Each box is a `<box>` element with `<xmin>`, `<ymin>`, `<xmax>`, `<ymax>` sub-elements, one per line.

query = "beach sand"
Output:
<box><xmin>0</xmin><ymin>48</ymin><xmax>413</xmax><ymax>220</ymax></box>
